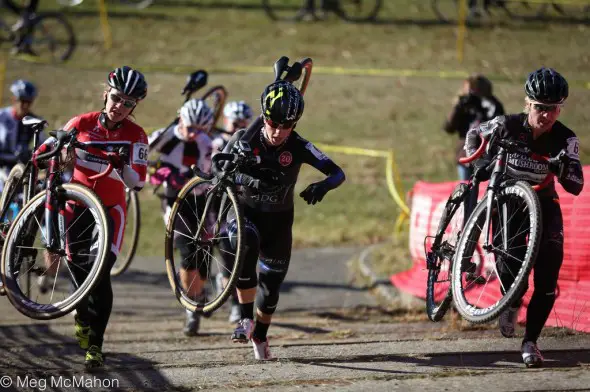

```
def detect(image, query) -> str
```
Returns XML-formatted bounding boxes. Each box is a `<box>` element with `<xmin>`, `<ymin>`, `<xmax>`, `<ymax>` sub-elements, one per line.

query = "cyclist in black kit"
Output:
<box><xmin>465</xmin><ymin>67</ymin><xmax>584</xmax><ymax>368</ymax></box>
<box><xmin>444</xmin><ymin>74</ymin><xmax>504</xmax><ymax>180</ymax></box>
<box><xmin>221</xmin><ymin>81</ymin><xmax>345</xmax><ymax>360</ymax></box>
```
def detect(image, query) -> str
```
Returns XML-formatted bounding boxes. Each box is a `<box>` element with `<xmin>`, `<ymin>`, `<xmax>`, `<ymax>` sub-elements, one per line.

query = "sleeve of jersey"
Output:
<box><xmin>301</xmin><ymin>139</ymin><xmax>345</xmax><ymax>191</ymax></box>
<box><xmin>197</xmin><ymin>135</ymin><xmax>213</xmax><ymax>174</ymax></box>
<box><xmin>120</xmin><ymin>130</ymin><xmax>148</xmax><ymax>192</ymax></box>
<box><xmin>148</xmin><ymin>127</ymin><xmax>169</xmax><ymax>152</ymax></box>
<box><xmin>559</xmin><ymin>136</ymin><xmax>584</xmax><ymax>196</ymax></box>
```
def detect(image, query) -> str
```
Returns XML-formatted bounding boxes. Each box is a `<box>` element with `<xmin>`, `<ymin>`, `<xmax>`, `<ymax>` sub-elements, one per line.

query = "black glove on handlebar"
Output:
<box><xmin>300</xmin><ymin>181</ymin><xmax>329</xmax><ymax>205</ymax></box>
<box><xmin>235</xmin><ymin>173</ymin><xmax>273</xmax><ymax>191</ymax></box>
<box><xmin>548</xmin><ymin>149</ymin><xmax>570</xmax><ymax>179</ymax></box>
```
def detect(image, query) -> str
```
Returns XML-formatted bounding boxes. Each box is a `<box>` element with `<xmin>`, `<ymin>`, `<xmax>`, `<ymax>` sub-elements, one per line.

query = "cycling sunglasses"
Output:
<box><xmin>532</xmin><ymin>103</ymin><xmax>561</xmax><ymax>113</ymax></box>
<box><xmin>265</xmin><ymin>118</ymin><xmax>296</xmax><ymax>129</ymax></box>
<box><xmin>109</xmin><ymin>93</ymin><xmax>137</xmax><ymax>109</ymax></box>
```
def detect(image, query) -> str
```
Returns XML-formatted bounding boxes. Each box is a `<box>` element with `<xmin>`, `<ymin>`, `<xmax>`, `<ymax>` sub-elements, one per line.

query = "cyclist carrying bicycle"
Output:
<box><xmin>464</xmin><ymin>67</ymin><xmax>584</xmax><ymax>367</ymax></box>
<box><xmin>33</xmin><ymin>66</ymin><xmax>148</xmax><ymax>370</ymax></box>
<box><xmin>0</xmin><ymin>79</ymin><xmax>42</xmax><ymax>191</ymax></box>
<box><xmin>221</xmin><ymin>81</ymin><xmax>345</xmax><ymax>360</ymax></box>
<box><xmin>444</xmin><ymin>74</ymin><xmax>504</xmax><ymax>180</ymax></box>
<box><xmin>212</xmin><ymin>100</ymin><xmax>254</xmax><ymax>324</ymax></box>
<box><xmin>148</xmin><ymin>98</ymin><xmax>214</xmax><ymax>336</ymax></box>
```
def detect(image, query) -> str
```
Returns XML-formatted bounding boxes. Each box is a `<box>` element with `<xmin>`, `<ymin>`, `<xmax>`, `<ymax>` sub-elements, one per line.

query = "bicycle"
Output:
<box><xmin>448</xmin><ymin>134</ymin><xmax>558</xmax><ymax>324</ymax></box>
<box><xmin>0</xmin><ymin>3</ymin><xmax>76</xmax><ymax>62</ymax></box>
<box><xmin>262</xmin><ymin>0</ymin><xmax>382</xmax><ymax>22</ymax></box>
<box><xmin>164</xmin><ymin>56</ymin><xmax>313</xmax><ymax>315</ymax></box>
<box><xmin>1</xmin><ymin>119</ymin><xmax>116</xmax><ymax>320</ymax></box>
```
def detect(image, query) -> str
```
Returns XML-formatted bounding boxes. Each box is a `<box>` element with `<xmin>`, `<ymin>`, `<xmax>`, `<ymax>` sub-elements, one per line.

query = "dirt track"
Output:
<box><xmin>0</xmin><ymin>247</ymin><xmax>589</xmax><ymax>391</ymax></box>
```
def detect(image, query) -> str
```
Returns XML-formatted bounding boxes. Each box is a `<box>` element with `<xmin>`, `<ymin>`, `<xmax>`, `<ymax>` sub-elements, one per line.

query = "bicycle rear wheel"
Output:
<box><xmin>111</xmin><ymin>189</ymin><xmax>140</xmax><ymax>277</ymax></box>
<box><xmin>426</xmin><ymin>183</ymin><xmax>469</xmax><ymax>322</ymax></box>
<box><xmin>337</xmin><ymin>0</ymin><xmax>382</xmax><ymax>22</ymax></box>
<box><xmin>0</xmin><ymin>164</ymin><xmax>28</xmax><ymax>296</ymax></box>
<box><xmin>165</xmin><ymin>177</ymin><xmax>244</xmax><ymax>314</ymax></box>
<box><xmin>27</xmin><ymin>12</ymin><xmax>76</xmax><ymax>62</ymax></box>
<box><xmin>451</xmin><ymin>181</ymin><xmax>541</xmax><ymax>323</ymax></box>
<box><xmin>201</xmin><ymin>85</ymin><xmax>228</xmax><ymax>129</ymax></box>
<box><xmin>262</xmin><ymin>0</ymin><xmax>311</xmax><ymax>21</ymax></box>
<box><xmin>1</xmin><ymin>184</ymin><xmax>110</xmax><ymax>320</ymax></box>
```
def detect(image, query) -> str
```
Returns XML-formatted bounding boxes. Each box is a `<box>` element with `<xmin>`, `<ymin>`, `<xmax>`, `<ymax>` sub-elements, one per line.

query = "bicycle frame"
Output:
<box><xmin>460</xmin><ymin>139</ymin><xmax>552</xmax><ymax>253</ymax></box>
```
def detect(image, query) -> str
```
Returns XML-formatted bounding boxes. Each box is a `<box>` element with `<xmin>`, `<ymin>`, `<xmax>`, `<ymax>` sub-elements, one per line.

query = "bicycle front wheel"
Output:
<box><xmin>111</xmin><ymin>189</ymin><xmax>140</xmax><ymax>277</ymax></box>
<box><xmin>165</xmin><ymin>177</ymin><xmax>244</xmax><ymax>314</ymax></box>
<box><xmin>451</xmin><ymin>181</ymin><xmax>541</xmax><ymax>323</ymax></box>
<box><xmin>337</xmin><ymin>0</ymin><xmax>382</xmax><ymax>22</ymax></box>
<box><xmin>262</xmin><ymin>0</ymin><xmax>311</xmax><ymax>21</ymax></box>
<box><xmin>28</xmin><ymin>13</ymin><xmax>76</xmax><ymax>62</ymax></box>
<box><xmin>426</xmin><ymin>182</ymin><xmax>469</xmax><ymax>322</ymax></box>
<box><xmin>1</xmin><ymin>184</ymin><xmax>110</xmax><ymax>320</ymax></box>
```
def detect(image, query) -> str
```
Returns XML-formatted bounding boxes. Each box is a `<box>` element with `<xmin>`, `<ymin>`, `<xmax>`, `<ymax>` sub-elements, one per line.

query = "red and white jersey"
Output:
<box><xmin>63</xmin><ymin>111</ymin><xmax>148</xmax><ymax>209</ymax></box>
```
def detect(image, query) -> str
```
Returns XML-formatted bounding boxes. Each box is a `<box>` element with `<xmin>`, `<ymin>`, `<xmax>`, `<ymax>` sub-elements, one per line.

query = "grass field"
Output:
<box><xmin>2</xmin><ymin>0</ymin><xmax>590</xmax><ymax>267</ymax></box>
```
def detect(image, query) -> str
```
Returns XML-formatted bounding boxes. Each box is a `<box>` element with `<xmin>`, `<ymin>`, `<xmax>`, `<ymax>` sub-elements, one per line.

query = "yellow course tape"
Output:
<box><xmin>315</xmin><ymin>143</ymin><xmax>410</xmax><ymax>234</ymax></box>
<box><xmin>5</xmin><ymin>59</ymin><xmax>590</xmax><ymax>88</ymax></box>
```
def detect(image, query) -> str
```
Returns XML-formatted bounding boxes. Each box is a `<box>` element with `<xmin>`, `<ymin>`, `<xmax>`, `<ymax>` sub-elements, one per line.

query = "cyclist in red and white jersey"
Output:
<box><xmin>33</xmin><ymin>66</ymin><xmax>148</xmax><ymax>370</ymax></box>
<box><xmin>148</xmin><ymin>98</ymin><xmax>214</xmax><ymax>336</ymax></box>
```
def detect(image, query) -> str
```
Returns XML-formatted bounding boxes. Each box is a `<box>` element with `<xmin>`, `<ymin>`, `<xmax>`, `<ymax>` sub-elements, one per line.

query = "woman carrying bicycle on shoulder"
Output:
<box><xmin>33</xmin><ymin>66</ymin><xmax>149</xmax><ymax>370</ymax></box>
<box><xmin>148</xmin><ymin>98</ymin><xmax>214</xmax><ymax>336</ymax></box>
<box><xmin>464</xmin><ymin>67</ymin><xmax>584</xmax><ymax>368</ymax></box>
<box><xmin>222</xmin><ymin>81</ymin><xmax>345</xmax><ymax>360</ymax></box>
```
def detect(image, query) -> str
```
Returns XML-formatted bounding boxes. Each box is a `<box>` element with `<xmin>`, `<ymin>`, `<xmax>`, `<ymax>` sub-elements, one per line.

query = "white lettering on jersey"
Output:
<box><xmin>480</xmin><ymin>98</ymin><xmax>496</xmax><ymax>118</ymax></box>
<box><xmin>305</xmin><ymin>142</ymin><xmax>327</xmax><ymax>160</ymax></box>
<box><xmin>133</xmin><ymin>143</ymin><xmax>148</xmax><ymax>165</ymax></box>
<box><xmin>566</xmin><ymin>137</ymin><xmax>580</xmax><ymax>160</ymax></box>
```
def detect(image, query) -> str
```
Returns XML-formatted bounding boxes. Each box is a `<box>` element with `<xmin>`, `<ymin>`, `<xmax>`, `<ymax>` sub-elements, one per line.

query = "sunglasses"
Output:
<box><xmin>109</xmin><ymin>93</ymin><xmax>137</xmax><ymax>109</ymax></box>
<box><xmin>533</xmin><ymin>103</ymin><xmax>561</xmax><ymax>112</ymax></box>
<box><xmin>265</xmin><ymin>119</ymin><xmax>296</xmax><ymax>129</ymax></box>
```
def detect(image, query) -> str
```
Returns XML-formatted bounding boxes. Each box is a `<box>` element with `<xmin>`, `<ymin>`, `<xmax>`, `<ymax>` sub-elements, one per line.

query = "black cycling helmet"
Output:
<box><xmin>261</xmin><ymin>81</ymin><xmax>304</xmax><ymax>126</ymax></box>
<box><xmin>107</xmin><ymin>66</ymin><xmax>148</xmax><ymax>100</ymax></box>
<box><xmin>525</xmin><ymin>67</ymin><xmax>568</xmax><ymax>104</ymax></box>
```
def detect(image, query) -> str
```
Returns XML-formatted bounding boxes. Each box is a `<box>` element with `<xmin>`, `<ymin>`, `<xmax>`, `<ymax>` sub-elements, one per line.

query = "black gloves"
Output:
<box><xmin>548</xmin><ymin>149</ymin><xmax>570</xmax><ymax>179</ymax></box>
<box><xmin>300</xmin><ymin>181</ymin><xmax>329</xmax><ymax>205</ymax></box>
<box><xmin>235</xmin><ymin>173</ymin><xmax>273</xmax><ymax>191</ymax></box>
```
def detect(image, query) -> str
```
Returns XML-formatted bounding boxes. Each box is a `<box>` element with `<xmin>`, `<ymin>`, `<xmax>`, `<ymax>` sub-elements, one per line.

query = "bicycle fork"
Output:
<box><xmin>43</xmin><ymin>157</ymin><xmax>66</xmax><ymax>253</ymax></box>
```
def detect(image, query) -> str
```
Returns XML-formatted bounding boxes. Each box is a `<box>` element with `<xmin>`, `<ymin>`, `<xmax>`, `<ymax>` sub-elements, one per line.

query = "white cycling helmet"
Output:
<box><xmin>223</xmin><ymin>101</ymin><xmax>253</xmax><ymax>121</ymax></box>
<box><xmin>180</xmin><ymin>99</ymin><xmax>214</xmax><ymax>130</ymax></box>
